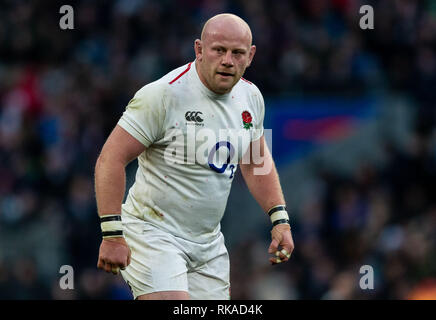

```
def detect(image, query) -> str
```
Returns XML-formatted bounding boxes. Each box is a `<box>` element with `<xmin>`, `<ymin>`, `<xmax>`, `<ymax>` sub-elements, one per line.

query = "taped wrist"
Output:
<box><xmin>100</xmin><ymin>215</ymin><xmax>124</xmax><ymax>238</ymax></box>
<box><xmin>267</xmin><ymin>205</ymin><xmax>290</xmax><ymax>227</ymax></box>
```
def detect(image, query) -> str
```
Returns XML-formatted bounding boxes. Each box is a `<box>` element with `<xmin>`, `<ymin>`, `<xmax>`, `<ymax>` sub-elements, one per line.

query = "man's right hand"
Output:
<box><xmin>97</xmin><ymin>237</ymin><xmax>131</xmax><ymax>274</ymax></box>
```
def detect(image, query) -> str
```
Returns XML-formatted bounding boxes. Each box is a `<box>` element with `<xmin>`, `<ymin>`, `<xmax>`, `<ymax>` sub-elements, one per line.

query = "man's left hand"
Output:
<box><xmin>268</xmin><ymin>223</ymin><xmax>294</xmax><ymax>265</ymax></box>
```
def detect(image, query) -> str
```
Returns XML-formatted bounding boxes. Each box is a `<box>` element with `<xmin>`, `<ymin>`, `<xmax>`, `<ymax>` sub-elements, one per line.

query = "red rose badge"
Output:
<box><xmin>242</xmin><ymin>110</ymin><xmax>253</xmax><ymax>130</ymax></box>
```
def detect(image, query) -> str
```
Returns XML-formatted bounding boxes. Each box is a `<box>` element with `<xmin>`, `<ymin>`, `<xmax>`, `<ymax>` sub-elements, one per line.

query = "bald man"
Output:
<box><xmin>95</xmin><ymin>13</ymin><xmax>294</xmax><ymax>300</ymax></box>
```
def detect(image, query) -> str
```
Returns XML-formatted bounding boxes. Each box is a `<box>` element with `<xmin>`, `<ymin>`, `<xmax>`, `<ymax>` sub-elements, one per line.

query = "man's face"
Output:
<box><xmin>195</xmin><ymin>29</ymin><xmax>256</xmax><ymax>94</ymax></box>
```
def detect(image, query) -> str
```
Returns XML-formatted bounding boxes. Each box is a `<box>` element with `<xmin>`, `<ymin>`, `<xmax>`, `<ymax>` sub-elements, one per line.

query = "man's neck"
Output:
<box><xmin>195</xmin><ymin>60</ymin><xmax>228</xmax><ymax>95</ymax></box>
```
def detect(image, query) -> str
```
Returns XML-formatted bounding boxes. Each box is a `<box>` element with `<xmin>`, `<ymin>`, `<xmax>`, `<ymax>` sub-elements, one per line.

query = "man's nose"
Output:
<box><xmin>221</xmin><ymin>51</ymin><xmax>234</xmax><ymax>66</ymax></box>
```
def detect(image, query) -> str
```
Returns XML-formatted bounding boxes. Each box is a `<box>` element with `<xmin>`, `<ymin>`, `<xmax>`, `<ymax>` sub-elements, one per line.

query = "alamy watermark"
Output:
<box><xmin>359</xmin><ymin>5</ymin><xmax>374</xmax><ymax>30</ymax></box>
<box><xmin>359</xmin><ymin>265</ymin><xmax>374</xmax><ymax>290</ymax></box>
<box><xmin>59</xmin><ymin>5</ymin><xmax>74</xmax><ymax>30</ymax></box>
<box><xmin>59</xmin><ymin>4</ymin><xmax>374</xmax><ymax>31</ymax></box>
<box><xmin>59</xmin><ymin>265</ymin><xmax>74</xmax><ymax>290</ymax></box>
<box><xmin>162</xmin><ymin>128</ymin><xmax>273</xmax><ymax>176</ymax></box>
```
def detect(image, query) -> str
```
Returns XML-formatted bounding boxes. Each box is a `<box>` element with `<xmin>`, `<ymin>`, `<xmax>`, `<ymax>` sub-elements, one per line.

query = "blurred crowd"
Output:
<box><xmin>0</xmin><ymin>0</ymin><xmax>435</xmax><ymax>299</ymax></box>
<box><xmin>230</xmin><ymin>131</ymin><xmax>436</xmax><ymax>299</ymax></box>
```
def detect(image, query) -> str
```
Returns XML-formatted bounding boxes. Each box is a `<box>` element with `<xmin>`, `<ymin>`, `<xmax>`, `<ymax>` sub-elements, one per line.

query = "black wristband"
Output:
<box><xmin>100</xmin><ymin>215</ymin><xmax>123</xmax><ymax>238</ymax></box>
<box><xmin>267</xmin><ymin>205</ymin><xmax>287</xmax><ymax>216</ymax></box>
<box><xmin>272</xmin><ymin>219</ymin><xmax>290</xmax><ymax>227</ymax></box>
<box><xmin>100</xmin><ymin>215</ymin><xmax>121</xmax><ymax>222</ymax></box>
<box><xmin>102</xmin><ymin>230</ymin><xmax>123</xmax><ymax>238</ymax></box>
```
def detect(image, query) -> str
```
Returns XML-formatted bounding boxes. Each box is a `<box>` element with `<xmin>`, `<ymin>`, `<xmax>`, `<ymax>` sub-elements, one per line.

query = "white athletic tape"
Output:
<box><xmin>281</xmin><ymin>249</ymin><xmax>291</xmax><ymax>259</ymax></box>
<box><xmin>112</xmin><ymin>266</ymin><xmax>120</xmax><ymax>274</ymax></box>
<box><xmin>101</xmin><ymin>220</ymin><xmax>123</xmax><ymax>233</ymax></box>
<box><xmin>274</xmin><ymin>249</ymin><xmax>291</xmax><ymax>260</ymax></box>
<box><xmin>270</xmin><ymin>210</ymin><xmax>289</xmax><ymax>224</ymax></box>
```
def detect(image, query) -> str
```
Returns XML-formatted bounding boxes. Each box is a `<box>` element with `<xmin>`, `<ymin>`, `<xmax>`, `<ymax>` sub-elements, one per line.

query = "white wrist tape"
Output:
<box><xmin>267</xmin><ymin>205</ymin><xmax>290</xmax><ymax>226</ymax></box>
<box><xmin>101</xmin><ymin>220</ymin><xmax>123</xmax><ymax>233</ymax></box>
<box><xmin>100</xmin><ymin>215</ymin><xmax>124</xmax><ymax>238</ymax></box>
<box><xmin>270</xmin><ymin>210</ymin><xmax>289</xmax><ymax>223</ymax></box>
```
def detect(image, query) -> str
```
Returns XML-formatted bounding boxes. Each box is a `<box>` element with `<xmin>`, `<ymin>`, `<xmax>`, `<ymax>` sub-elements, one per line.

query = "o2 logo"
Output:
<box><xmin>208</xmin><ymin>141</ymin><xmax>236</xmax><ymax>178</ymax></box>
<box><xmin>229</xmin><ymin>164</ymin><xmax>235</xmax><ymax>179</ymax></box>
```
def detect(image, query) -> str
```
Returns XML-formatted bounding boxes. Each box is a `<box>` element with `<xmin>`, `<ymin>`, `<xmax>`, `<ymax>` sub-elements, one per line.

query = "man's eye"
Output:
<box><xmin>233</xmin><ymin>51</ymin><xmax>245</xmax><ymax>56</ymax></box>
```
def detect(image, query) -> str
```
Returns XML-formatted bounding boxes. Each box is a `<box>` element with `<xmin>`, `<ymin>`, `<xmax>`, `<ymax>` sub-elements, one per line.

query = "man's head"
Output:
<box><xmin>194</xmin><ymin>14</ymin><xmax>256</xmax><ymax>94</ymax></box>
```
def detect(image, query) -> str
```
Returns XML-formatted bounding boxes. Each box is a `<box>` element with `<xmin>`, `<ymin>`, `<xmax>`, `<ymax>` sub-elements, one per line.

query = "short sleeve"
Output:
<box><xmin>251</xmin><ymin>89</ymin><xmax>265</xmax><ymax>142</ymax></box>
<box><xmin>117</xmin><ymin>83</ymin><xmax>167</xmax><ymax>147</ymax></box>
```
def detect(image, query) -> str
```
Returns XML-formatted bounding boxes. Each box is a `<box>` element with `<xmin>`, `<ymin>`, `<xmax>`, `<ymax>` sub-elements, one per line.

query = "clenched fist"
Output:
<box><xmin>97</xmin><ymin>237</ymin><xmax>131</xmax><ymax>274</ymax></box>
<box><xmin>268</xmin><ymin>223</ymin><xmax>294</xmax><ymax>265</ymax></box>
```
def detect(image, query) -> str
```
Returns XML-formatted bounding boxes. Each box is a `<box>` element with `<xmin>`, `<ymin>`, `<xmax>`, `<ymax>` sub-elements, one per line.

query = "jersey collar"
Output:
<box><xmin>190</xmin><ymin>60</ymin><xmax>232</xmax><ymax>100</ymax></box>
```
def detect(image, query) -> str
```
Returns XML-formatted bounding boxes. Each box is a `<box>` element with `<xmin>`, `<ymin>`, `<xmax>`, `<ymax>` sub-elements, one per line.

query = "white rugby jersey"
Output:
<box><xmin>118</xmin><ymin>60</ymin><xmax>265</xmax><ymax>243</ymax></box>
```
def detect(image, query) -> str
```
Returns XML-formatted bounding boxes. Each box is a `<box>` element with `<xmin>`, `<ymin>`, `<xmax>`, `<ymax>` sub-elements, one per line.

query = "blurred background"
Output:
<box><xmin>0</xmin><ymin>0</ymin><xmax>436</xmax><ymax>299</ymax></box>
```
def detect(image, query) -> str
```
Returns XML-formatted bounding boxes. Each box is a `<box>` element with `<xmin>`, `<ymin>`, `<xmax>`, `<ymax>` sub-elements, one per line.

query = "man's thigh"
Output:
<box><xmin>120</xmin><ymin>216</ymin><xmax>190</xmax><ymax>299</ymax></box>
<box><xmin>187</xmin><ymin>246</ymin><xmax>230</xmax><ymax>300</ymax></box>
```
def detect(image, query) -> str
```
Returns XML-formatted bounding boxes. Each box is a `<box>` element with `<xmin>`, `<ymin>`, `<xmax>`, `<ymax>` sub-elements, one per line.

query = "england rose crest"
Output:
<box><xmin>242</xmin><ymin>110</ymin><xmax>253</xmax><ymax>130</ymax></box>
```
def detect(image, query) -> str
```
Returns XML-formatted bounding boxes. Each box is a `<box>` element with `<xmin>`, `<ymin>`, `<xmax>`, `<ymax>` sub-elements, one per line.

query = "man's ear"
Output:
<box><xmin>194</xmin><ymin>39</ymin><xmax>203</xmax><ymax>61</ymax></box>
<box><xmin>247</xmin><ymin>45</ymin><xmax>256</xmax><ymax>67</ymax></box>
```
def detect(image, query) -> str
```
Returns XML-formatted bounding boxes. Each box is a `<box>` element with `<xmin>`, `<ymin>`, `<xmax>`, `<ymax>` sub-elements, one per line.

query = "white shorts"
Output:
<box><xmin>120</xmin><ymin>212</ymin><xmax>230</xmax><ymax>300</ymax></box>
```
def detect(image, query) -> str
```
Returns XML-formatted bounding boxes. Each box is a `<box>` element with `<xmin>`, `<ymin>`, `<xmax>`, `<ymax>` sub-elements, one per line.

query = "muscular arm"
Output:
<box><xmin>95</xmin><ymin>125</ymin><xmax>146</xmax><ymax>274</ymax></box>
<box><xmin>239</xmin><ymin>136</ymin><xmax>285</xmax><ymax>211</ymax></box>
<box><xmin>95</xmin><ymin>125</ymin><xmax>146</xmax><ymax>216</ymax></box>
<box><xmin>239</xmin><ymin>135</ymin><xmax>294</xmax><ymax>264</ymax></box>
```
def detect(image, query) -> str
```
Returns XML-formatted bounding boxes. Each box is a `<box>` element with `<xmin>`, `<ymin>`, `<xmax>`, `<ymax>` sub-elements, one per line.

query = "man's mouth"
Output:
<box><xmin>216</xmin><ymin>71</ymin><xmax>234</xmax><ymax>77</ymax></box>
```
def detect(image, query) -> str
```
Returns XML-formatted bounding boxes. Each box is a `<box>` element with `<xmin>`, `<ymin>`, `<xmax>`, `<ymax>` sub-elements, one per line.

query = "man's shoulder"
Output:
<box><xmin>134</xmin><ymin>62</ymin><xmax>193</xmax><ymax>99</ymax></box>
<box><xmin>235</xmin><ymin>76</ymin><xmax>264</xmax><ymax>104</ymax></box>
<box><xmin>236</xmin><ymin>76</ymin><xmax>262</xmax><ymax>94</ymax></box>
